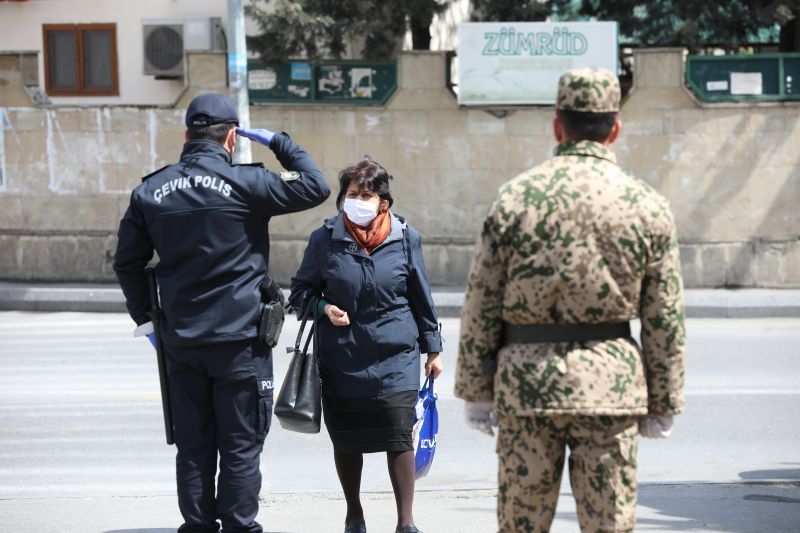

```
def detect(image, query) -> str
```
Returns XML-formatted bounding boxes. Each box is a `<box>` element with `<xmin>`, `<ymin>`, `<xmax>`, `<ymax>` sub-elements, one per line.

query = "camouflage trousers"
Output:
<box><xmin>497</xmin><ymin>414</ymin><xmax>639</xmax><ymax>533</ymax></box>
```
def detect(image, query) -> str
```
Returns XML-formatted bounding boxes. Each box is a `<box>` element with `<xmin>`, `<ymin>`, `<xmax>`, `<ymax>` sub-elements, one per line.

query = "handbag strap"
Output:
<box><xmin>294</xmin><ymin>295</ymin><xmax>319</xmax><ymax>351</ymax></box>
<box><xmin>301</xmin><ymin>320</ymin><xmax>314</xmax><ymax>355</ymax></box>
<box><xmin>312</xmin><ymin>294</ymin><xmax>321</xmax><ymax>359</ymax></box>
<box><xmin>421</xmin><ymin>376</ymin><xmax>434</xmax><ymax>398</ymax></box>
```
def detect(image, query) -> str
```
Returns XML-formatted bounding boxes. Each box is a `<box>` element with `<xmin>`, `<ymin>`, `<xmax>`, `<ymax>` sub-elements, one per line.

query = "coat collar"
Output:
<box><xmin>554</xmin><ymin>140</ymin><xmax>617</xmax><ymax>165</ymax></box>
<box><xmin>180</xmin><ymin>140</ymin><xmax>232</xmax><ymax>164</ymax></box>
<box><xmin>328</xmin><ymin>211</ymin><xmax>406</xmax><ymax>252</ymax></box>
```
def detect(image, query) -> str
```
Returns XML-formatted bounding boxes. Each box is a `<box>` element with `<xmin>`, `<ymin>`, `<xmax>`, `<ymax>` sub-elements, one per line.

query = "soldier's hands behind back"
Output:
<box><xmin>324</xmin><ymin>304</ymin><xmax>350</xmax><ymax>327</ymax></box>
<box><xmin>639</xmin><ymin>415</ymin><xmax>673</xmax><ymax>438</ymax></box>
<box><xmin>465</xmin><ymin>401</ymin><xmax>496</xmax><ymax>436</ymax></box>
<box><xmin>235</xmin><ymin>127</ymin><xmax>275</xmax><ymax>146</ymax></box>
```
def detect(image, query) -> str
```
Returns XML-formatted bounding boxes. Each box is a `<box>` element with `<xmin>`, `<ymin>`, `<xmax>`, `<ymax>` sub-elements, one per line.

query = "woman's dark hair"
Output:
<box><xmin>187</xmin><ymin>123</ymin><xmax>235</xmax><ymax>145</ymax></box>
<box><xmin>336</xmin><ymin>157</ymin><xmax>394</xmax><ymax>210</ymax></box>
<box><xmin>556</xmin><ymin>110</ymin><xmax>616</xmax><ymax>143</ymax></box>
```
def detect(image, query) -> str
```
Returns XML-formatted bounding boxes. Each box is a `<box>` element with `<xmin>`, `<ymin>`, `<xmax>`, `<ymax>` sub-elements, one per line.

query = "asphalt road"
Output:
<box><xmin>0</xmin><ymin>313</ymin><xmax>798</xmax><ymax>532</ymax></box>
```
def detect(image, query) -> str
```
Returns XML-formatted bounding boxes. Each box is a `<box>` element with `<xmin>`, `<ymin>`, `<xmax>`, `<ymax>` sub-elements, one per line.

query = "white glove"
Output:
<box><xmin>133</xmin><ymin>321</ymin><xmax>157</xmax><ymax>349</ymax></box>
<box><xmin>465</xmin><ymin>401</ymin><xmax>496</xmax><ymax>436</ymax></box>
<box><xmin>639</xmin><ymin>415</ymin><xmax>673</xmax><ymax>439</ymax></box>
<box><xmin>133</xmin><ymin>321</ymin><xmax>153</xmax><ymax>337</ymax></box>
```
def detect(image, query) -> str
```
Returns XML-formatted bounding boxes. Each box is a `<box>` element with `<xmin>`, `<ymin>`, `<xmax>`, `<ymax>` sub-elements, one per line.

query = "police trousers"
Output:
<box><xmin>165</xmin><ymin>338</ymin><xmax>273</xmax><ymax>533</ymax></box>
<box><xmin>497</xmin><ymin>414</ymin><xmax>639</xmax><ymax>533</ymax></box>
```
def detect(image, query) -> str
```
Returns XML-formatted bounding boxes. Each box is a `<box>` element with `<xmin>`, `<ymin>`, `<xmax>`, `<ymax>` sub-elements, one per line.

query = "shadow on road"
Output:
<box><xmin>739</xmin><ymin>465</ymin><xmax>800</xmax><ymax>481</ymax></box>
<box><xmin>102</xmin><ymin>530</ymin><xmax>175</xmax><ymax>533</ymax></box>
<box><xmin>636</xmin><ymin>482</ymin><xmax>800</xmax><ymax>532</ymax></box>
<box><xmin>103</xmin><ymin>530</ymin><xmax>289</xmax><ymax>533</ymax></box>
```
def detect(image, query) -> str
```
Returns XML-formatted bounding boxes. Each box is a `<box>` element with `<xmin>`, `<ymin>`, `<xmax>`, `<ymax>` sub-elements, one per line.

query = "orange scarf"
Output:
<box><xmin>344</xmin><ymin>210</ymin><xmax>391</xmax><ymax>254</ymax></box>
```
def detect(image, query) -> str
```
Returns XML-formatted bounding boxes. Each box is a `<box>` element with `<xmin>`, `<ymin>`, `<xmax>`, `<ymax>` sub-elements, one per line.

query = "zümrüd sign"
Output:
<box><xmin>457</xmin><ymin>22</ymin><xmax>618</xmax><ymax>105</ymax></box>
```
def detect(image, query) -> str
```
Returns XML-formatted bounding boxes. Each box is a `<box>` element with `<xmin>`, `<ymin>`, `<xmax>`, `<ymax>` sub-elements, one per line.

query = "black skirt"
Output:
<box><xmin>322</xmin><ymin>390</ymin><xmax>418</xmax><ymax>454</ymax></box>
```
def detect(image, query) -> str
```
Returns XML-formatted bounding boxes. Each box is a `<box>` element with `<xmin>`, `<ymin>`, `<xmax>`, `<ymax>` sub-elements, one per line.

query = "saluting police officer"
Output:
<box><xmin>114</xmin><ymin>93</ymin><xmax>330</xmax><ymax>533</ymax></box>
<box><xmin>455</xmin><ymin>68</ymin><xmax>686</xmax><ymax>532</ymax></box>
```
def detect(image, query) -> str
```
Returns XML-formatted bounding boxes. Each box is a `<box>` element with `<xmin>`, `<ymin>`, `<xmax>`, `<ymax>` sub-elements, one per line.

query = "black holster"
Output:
<box><xmin>257</xmin><ymin>277</ymin><xmax>286</xmax><ymax>348</ymax></box>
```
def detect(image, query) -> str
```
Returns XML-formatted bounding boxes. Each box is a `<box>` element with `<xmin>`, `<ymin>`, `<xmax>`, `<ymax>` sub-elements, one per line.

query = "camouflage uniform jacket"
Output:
<box><xmin>454</xmin><ymin>141</ymin><xmax>686</xmax><ymax>417</ymax></box>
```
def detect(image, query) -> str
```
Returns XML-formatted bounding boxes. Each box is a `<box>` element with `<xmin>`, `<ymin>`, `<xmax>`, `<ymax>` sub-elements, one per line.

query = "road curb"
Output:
<box><xmin>1</xmin><ymin>283</ymin><xmax>799</xmax><ymax>317</ymax></box>
<box><xmin>0</xmin><ymin>284</ymin><xmax>127</xmax><ymax>313</ymax></box>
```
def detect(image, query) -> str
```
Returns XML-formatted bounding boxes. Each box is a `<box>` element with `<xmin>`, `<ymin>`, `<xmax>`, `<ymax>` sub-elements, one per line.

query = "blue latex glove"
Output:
<box><xmin>236</xmin><ymin>127</ymin><xmax>275</xmax><ymax>146</ymax></box>
<box><xmin>146</xmin><ymin>332</ymin><xmax>157</xmax><ymax>349</ymax></box>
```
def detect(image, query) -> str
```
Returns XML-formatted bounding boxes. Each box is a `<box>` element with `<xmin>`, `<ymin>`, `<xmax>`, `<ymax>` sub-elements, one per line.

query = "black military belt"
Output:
<box><xmin>503</xmin><ymin>322</ymin><xmax>631</xmax><ymax>345</ymax></box>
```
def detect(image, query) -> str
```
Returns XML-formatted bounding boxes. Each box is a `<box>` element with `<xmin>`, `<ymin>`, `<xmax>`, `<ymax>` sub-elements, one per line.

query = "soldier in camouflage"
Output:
<box><xmin>454</xmin><ymin>67</ymin><xmax>686</xmax><ymax>532</ymax></box>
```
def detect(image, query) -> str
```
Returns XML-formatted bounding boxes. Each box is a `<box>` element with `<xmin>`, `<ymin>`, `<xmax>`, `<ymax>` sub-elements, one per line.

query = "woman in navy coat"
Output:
<box><xmin>289</xmin><ymin>158</ymin><xmax>443</xmax><ymax>533</ymax></box>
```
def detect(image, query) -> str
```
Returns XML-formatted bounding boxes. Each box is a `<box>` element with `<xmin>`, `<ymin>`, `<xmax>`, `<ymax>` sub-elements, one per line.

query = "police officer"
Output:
<box><xmin>454</xmin><ymin>68</ymin><xmax>686</xmax><ymax>532</ymax></box>
<box><xmin>113</xmin><ymin>92</ymin><xmax>330</xmax><ymax>533</ymax></box>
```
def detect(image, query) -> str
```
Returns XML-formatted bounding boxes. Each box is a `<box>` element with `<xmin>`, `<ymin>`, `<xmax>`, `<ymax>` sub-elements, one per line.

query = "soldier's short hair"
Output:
<box><xmin>336</xmin><ymin>156</ymin><xmax>394</xmax><ymax>210</ymax></box>
<box><xmin>557</xmin><ymin>110</ymin><xmax>616</xmax><ymax>143</ymax></box>
<box><xmin>187</xmin><ymin>123</ymin><xmax>236</xmax><ymax>145</ymax></box>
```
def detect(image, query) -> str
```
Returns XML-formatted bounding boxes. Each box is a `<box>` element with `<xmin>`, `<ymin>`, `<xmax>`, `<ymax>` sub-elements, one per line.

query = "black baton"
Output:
<box><xmin>146</xmin><ymin>267</ymin><xmax>175</xmax><ymax>445</ymax></box>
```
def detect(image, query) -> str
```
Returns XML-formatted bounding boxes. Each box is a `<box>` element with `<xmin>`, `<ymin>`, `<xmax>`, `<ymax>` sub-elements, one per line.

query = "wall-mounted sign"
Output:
<box><xmin>248</xmin><ymin>69</ymin><xmax>277</xmax><ymax>91</ymax></box>
<box><xmin>730</xmin><ymin>72</ymin><xmax>763</xmax><ymax>95</ymax></box>
<box><xmin>291</xmin><ymin>62</ymin><xmax>312</xmax><ymax>81</ymax></box>
<box><xmin>457</xmin><ymin>22</ymin><xmax>618</xmax><ymax>106</ymax></box>
<box><xmin>685</xmin><ymin>53</ymin><xmax>799</xmax><ymax>102</ymax></box>
<box><xmin>248</xmin><ymin>60</ymin><xmax>397</xmax><ymax>105</ymax></box>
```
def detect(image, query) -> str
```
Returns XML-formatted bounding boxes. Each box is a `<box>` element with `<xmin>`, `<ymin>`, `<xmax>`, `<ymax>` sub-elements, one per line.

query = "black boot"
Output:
<box><xmin>344</xmin><ymin>517</ymin><xmax>366</xmax><ymax>533</ymax></box>
<box><xmin>395</xmin><ymin>526</ymin><xmax>421</xmax><ymax>533</ymax></box>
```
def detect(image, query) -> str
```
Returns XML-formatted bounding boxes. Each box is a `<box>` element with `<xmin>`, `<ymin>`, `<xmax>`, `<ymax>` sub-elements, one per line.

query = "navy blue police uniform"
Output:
<box><xmin>114</xmin><ymin>93</ymin><xmax>330</xmax><ymax>533</ymax></box>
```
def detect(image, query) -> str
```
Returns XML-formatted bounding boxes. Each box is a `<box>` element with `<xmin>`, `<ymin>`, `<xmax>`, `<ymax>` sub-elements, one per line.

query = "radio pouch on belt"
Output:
<box><xmin>258</xmin><ymin>277</ymin><xmax>286</xmax><ymax>348</ymax></box>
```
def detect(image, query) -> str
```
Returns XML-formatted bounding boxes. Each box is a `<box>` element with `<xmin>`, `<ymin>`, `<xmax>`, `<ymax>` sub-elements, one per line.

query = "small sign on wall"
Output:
<box><xmin>248</xmin><ymin>69</ymin><xmax>277</xmax><ymax>90</ymax></box>
<box><xmin>706</xmin><ymin>80</ymin><xmax>729</xmax><ymax>91</ymax></box>
<box><xmin>457</xmin><ymin>21</ymin><xmax>618</xmax><ymax>105</ymax></box>
<box><xmin>730</xmin><ymin>72</ymin><xmax>763</xmax><ymax>95</ymax></box>
<box><xmin>291</xmin><ymin>62</ymin><xmax>312</xmax><ymax>81</ymax></box>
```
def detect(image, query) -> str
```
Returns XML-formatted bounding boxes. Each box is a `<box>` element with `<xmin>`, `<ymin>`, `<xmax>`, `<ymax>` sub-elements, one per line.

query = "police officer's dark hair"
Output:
<box><xmin>336</xmin><ymin>157</ymin><xmax>394</xmax><ymax>210</ymax></box>
<box><xmin>557</xmin><ymin>110</ymin><xmax>617</xmax><ymax>143</ymax></box>
<box><xmin>186</xmin><ymin>123</ymin><xmax>236</xmax><ymax>145</ymax></box>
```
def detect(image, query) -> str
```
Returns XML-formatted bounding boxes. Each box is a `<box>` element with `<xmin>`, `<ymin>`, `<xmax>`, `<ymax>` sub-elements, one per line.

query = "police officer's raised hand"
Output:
<box><xmin>324</xmin><ymin>304</ymin><xmax>350</xmax><ymax>326</ymax></box>
<box><xmin>235</xmin><ymin>127</ymin><xmax>276</xmax><ymax>147</ymax></box>
<box><xmin>639</xmin><ymin>415</ymin><xmax>673</xmax><ymax>438</ymax></box>
<box><xmin>425</xmin><ymin>353</ymin><xmax>443</xmax><ymax>379</ymax></box>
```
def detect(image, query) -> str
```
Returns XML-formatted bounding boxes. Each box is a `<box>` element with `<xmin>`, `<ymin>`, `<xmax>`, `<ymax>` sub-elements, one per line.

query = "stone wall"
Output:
<box><xmin>0</xmin><ymin>49</ymin><xmax>798</xmax><ymax>287</ymax></box>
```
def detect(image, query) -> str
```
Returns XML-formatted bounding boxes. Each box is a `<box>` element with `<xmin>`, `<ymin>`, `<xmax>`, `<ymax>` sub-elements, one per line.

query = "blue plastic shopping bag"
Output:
<box><xmin>412</xmin><ymin>376</ymin><xmax>438</xmax><ymax>479</ymax></box>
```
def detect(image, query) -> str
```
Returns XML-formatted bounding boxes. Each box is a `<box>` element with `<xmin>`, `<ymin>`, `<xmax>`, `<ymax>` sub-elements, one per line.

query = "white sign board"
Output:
<box><xmin>457</xmin><ymin>22</ymin><xmax>618</xmax><ymax>106</ymax></box>
<box><xmin>248</xmin><ymin>69</ymin><xmax>277</xmax><ymax>91</ymax></box>
<box><xmin>706</xmin><ymin>80</ymin><xmax>729</xmax><ymax>91</ymax></box>
<box><xmin>730</xmin><ymin>72</ymin><xmax>763</xmax><ymax>95</ymax></box>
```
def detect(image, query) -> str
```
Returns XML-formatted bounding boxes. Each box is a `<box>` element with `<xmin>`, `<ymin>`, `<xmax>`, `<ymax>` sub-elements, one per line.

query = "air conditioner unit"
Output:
<box><xmin>143</xmin><ymin>23</ymin><xmax>185</xmax><ymax>77</ymax></box>
<box><xmin>143</xmin><ymin>18</ymin><xmax>226</xmax><ymax>78</ymax></box>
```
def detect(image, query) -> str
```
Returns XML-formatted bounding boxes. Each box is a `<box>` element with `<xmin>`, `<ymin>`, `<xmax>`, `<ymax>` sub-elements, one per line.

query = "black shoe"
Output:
<box><xmin>344</xmin><ymin>518</ymin><xmax>366</xmax><ymax>533</ymax></box>
<box><xmin>395</xmin><ymin>526</ymin><xmax>421</xmax><ymax>533</ymax></box>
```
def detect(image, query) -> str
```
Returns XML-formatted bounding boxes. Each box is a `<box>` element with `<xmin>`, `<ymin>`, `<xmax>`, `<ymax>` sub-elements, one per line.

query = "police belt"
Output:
<box><xmin>503</xmin><ymin>322</ymin><xmax>631</xmax><ymax>345</ymax></box>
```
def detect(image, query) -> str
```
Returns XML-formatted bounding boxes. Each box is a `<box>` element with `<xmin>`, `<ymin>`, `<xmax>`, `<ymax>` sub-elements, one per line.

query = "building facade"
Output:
<box><xmin>0</xmin><ymin>2</ymin><xmax>797</xmax><ymax>287</ymax></box>
<box><xmin>0</xmin><ymin>0</ymin><xmax>227</xmax><ymax>106</ymax></box>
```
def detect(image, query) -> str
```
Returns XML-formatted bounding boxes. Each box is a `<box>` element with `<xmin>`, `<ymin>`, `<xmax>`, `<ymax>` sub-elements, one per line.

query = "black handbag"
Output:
<box><xmin>274</xmin><ymin>295</ymin><xmax>322</xmax><ymax>433</ymax></box>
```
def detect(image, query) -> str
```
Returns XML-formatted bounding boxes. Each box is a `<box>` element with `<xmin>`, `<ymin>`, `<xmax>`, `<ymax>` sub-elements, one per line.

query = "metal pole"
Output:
<box><xmin>227</xmin><ymin>0</ymin><xmax>252</xmax><ymax>164</ymax></box>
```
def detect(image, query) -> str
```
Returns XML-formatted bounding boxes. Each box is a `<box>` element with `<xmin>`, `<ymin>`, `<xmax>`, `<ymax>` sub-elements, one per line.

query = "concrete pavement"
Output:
<box><xmin>1</xmin><ymin>313</ymin><xmax>799</xmax><ymax>532</ymax></box>
<box><xmin>1</xmin><ymin>282</ymin><xmax>800</xmax><ymax>317</ymax></box>
<box><xmin>1</xmin><ymin>484</ymin><xmax>799</xmax><ymax>532</ymax></box>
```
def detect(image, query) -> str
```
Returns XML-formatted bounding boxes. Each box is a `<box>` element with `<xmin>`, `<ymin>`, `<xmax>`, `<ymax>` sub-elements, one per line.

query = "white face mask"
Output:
<box><xmin>343</xmin><ymin>197</ymin><xmax>379</xmax><ymax>227</ymax></box>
